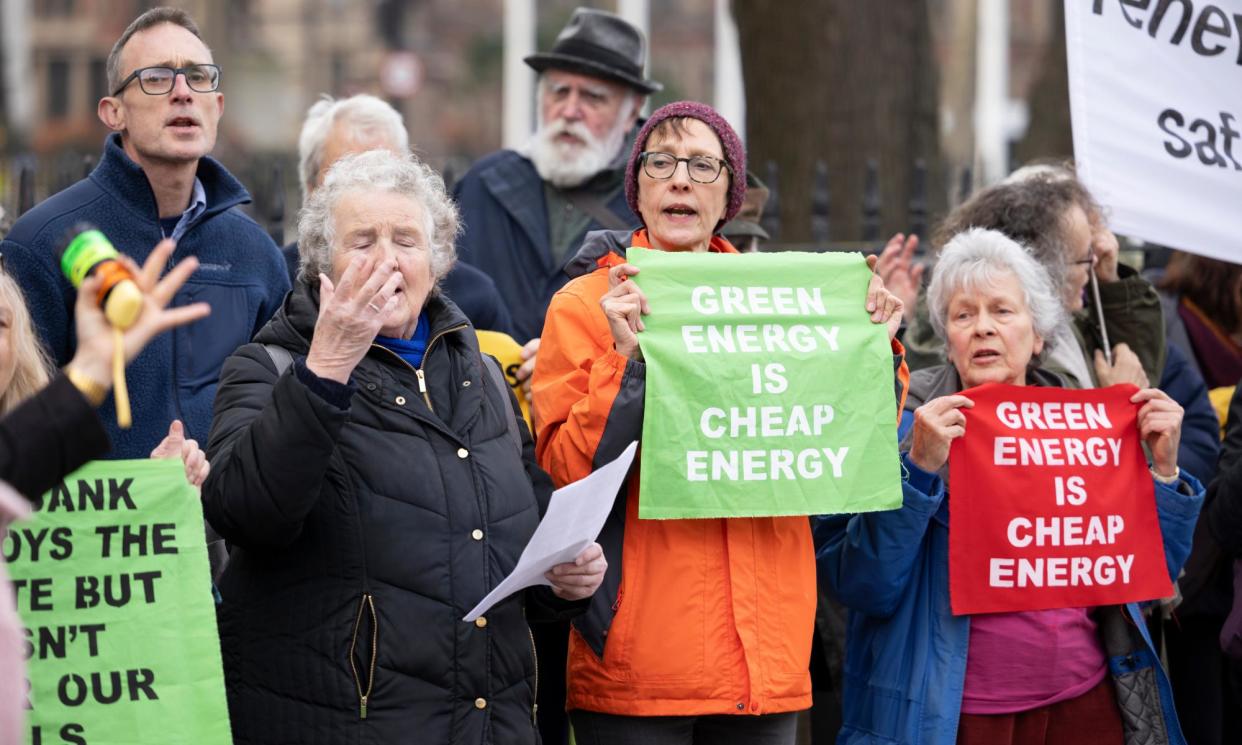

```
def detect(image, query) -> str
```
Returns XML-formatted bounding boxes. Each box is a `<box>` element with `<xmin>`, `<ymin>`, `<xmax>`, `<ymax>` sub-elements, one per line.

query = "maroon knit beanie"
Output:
<box><xmin>625</xmin><ymin>101</ymin><xmax>747</xmax><ymax>232</ymax></box>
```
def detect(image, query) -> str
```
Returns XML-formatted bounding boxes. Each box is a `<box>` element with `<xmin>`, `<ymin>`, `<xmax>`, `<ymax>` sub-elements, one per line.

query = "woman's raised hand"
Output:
<box><xmin>600</xmin><ymin>262</ymin><xmax>649</xmax><ymax>361</ymax></box>
<box><xmin>150</xmin><ymin>419</ymin><xmax>210</xmax><ymax>488</ymax></box>
<box><xmin>908</xmin><ymin>395</ymin><xmax>975</xmax><ymax>473</ymax></box>
<box><xmin>1093</xmin><ymin>226</ymin><xmax>1121</xmax><ymax>283</ymax></box>
<box><xmin>306</xmin><ymin>255</ymin><xmax>402</xmax><ymax>384</ymax></box>
<box><xmin>865</xmin><ymin>254</ymin><xmax>905</xmax><ymax>341</ymax></box>
<box><xmin>68</xmin><ymin>239</ymin><xmax>210</xmax><ymax>388</ymax></box>
<box><xmin>1132</xmin><ymin>387</ymin><xmax>1183</xmax><ymax>479</ymax></box>
<box><xmin>1094</xmin><ymin>342</ymin><xmax>1149</xmax><ymax>388</ymax></box>
<box><xmin>874</xmin><ymin>233</ymin><xmax>923</xmax><ymax>313</ymax></box>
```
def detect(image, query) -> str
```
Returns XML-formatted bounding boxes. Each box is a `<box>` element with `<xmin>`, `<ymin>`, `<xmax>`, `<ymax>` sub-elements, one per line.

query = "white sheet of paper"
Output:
<box><xmin>463</xmin><ymin>441</ymin><xmax>637</xmax><ymax>622</ymax></box>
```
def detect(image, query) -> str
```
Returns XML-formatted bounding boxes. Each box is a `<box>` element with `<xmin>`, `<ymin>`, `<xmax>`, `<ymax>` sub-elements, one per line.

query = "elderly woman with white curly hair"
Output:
<box><xmin>202</xmin><ymin>150</ymin><xmax>605</xmax><ymax>745</ymax></box>
<box><xmin>815</xmin><ymin>228</ymin><xmax>1204</xmax><ymax>745</ymax></box>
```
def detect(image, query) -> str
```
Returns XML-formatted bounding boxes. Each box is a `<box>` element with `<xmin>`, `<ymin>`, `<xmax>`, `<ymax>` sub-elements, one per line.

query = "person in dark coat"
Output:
<box><xmin>452</xmin><ymin>14</ymin><xmax>659</xmax><ymax>740</ymax></box>
<box><xmin>1202</xmin><ymin>385</ymin><xmax>1242</xmax><ymax>742</ymax></box>
<box><xmin>283</xmin><ymin>94</ymin><xmax>515</xmax><ymax>335</ymax></box>
<box><xmin>202</xmin><ymin>150</ymin><xmax>605</xmax><ymax>745</ymax></box>
<box><xmin>452</xmin><ymin>7</ymin><xmax>659</xmax><ymax>347</ymax></box>
<box><xmin>1145</xmin><ymin>252</ymin><xmax>1242</xmax><ymax>745</ymax></box>
<box><xmin>1159</xmin><ymin>343</ymin><xmax>1221</xmax><ymax>487</ymax></box>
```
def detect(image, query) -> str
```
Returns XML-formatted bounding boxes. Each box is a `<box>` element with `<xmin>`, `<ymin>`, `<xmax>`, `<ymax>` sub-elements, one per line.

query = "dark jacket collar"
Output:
<box><xmin>479</xmin><ymin>154</ymin><xmax>547</xmax><ymax>264</ymax></box>
<box><xmin>480</xmin><ymin>124</ymin><xmax>641</xmax><ymax>271</ymax></box>
<box><xmin>563</xmin><ymin>227</ymin><xmax>740</xmax><ymax>280</ymax></box>
<box><xmin>91</xmin><ymin>133</ymin><xmax>251</xmax><ymax>221</ymax></box>
<box><xmin>564</xmin><ymin>228</ymin><xmax>634</xmax><ymax>279</ymax></box>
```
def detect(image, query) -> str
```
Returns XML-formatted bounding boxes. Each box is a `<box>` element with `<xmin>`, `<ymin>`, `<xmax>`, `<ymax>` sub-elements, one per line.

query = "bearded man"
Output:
<box><xmin>453</xmin><ymin>7</ymin><xmax>660</xmax><ymax>349</ymax></box>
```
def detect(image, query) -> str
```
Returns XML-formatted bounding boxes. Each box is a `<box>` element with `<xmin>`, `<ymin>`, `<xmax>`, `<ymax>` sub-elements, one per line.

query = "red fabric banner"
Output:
<box><xmin>948</xmin><ymin>382</ymin><xmax>1171</xmax><ymax>615</ymax></box>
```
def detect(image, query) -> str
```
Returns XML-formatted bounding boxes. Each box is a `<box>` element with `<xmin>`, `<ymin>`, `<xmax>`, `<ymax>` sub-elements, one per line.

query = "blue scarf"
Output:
<box><xmin>376</xmin><ymin>313</ymin><xmax>431</xmax><ymax>368</ymax></box>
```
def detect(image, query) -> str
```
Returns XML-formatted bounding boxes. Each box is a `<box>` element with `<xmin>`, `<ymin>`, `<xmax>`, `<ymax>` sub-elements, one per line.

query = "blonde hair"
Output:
<box><xmin>0</xmin><ymin>272</ymin><xmax>53</xmax><ymax>414</ymax></box>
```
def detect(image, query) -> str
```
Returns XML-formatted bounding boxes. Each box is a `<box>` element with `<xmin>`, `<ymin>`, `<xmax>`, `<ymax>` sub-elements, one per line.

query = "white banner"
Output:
<box><xmin>1066</xmin><ymin>0</ymin><xmax>1242</xmax><ymax>262</ymax></box>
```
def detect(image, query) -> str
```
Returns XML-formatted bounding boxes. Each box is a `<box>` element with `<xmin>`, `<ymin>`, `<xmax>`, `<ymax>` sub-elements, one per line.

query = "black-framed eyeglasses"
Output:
<box><xmin>112</xmin><ymin>64</ymin><xmax>221</xmax><ymax>96</ymax></box>
<box><xmin>640</xmin><ymin>151</ymin><xmax>731</xmax><ymax>184</ymax></box>
<box><xmin>1068</xmin><ymin>249</ymin><xmax>1095</xmax><ymax>267</ymax></box>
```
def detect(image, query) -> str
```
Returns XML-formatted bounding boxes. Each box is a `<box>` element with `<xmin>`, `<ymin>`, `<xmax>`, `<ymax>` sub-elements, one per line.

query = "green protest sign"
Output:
<box><xmin>3</xmin><ymin>459</ymin><xmax>230</xmax><ymax>744</ymax></box>
<box><xmin>629</xmin><ymin>247</ymin><xmax>903</xmax><ymax>519</ymax></box>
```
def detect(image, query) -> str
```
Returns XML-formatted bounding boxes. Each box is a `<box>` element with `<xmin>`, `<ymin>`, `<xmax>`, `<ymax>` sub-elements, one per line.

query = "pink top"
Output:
<box><xmin>960</xmin><ymin>607</ymin><xmax>1108</xmax><ymax>715</ymax></box>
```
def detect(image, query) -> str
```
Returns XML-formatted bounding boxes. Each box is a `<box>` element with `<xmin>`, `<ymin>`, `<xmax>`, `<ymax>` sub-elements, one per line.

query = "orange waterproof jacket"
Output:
<box><xmin>533</xmin><ymin>229</ymin><xmax>909</xmax><ymax>717</ymax></box>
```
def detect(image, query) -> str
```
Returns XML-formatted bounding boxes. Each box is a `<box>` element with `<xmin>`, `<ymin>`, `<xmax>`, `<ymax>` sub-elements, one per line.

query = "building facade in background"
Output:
<box><xmin>2</xmin><ymin>0</ymin><xmax>1062</xmax><ymax>230</ymax></box>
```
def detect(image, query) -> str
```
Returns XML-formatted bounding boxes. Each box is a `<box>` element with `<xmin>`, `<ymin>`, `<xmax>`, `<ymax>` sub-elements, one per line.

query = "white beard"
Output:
<box><xmin>524</xmin><ymin>115</ymin><xmax>629</xmax><ymax>189</ymax></box>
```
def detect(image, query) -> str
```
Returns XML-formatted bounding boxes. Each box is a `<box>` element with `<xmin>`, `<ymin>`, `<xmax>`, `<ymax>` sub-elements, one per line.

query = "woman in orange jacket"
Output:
<box><xmin>532</xmin><ymin>101</ymin><xmax>908</xmax><ymax>744</ymax></box>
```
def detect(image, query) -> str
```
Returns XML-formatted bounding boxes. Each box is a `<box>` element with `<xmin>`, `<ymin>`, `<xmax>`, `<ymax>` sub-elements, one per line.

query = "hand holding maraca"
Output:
<box><xmin>62</xmin><ymin>235</ymin><xmax>209</xmax><ymax>421</ymax></box>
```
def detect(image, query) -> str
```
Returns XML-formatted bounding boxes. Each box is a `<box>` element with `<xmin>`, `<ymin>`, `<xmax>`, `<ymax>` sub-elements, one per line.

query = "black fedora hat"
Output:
<box><xmin>524</xmin><ymin>8</ymin><xmax>663</xmax><ymax>94</ymax></box>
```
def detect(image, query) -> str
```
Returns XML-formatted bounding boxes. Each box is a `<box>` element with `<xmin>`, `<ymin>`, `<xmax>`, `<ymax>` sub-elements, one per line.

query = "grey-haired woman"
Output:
<box><xmin>202</xmin><ymin>150</ymin><xmax>604</xmax><ymax>745</ymax></box>
<box><xmin>817</xmin><ymin>228</ymin><xmax>1202</xmax><ymax>745</ymax></box>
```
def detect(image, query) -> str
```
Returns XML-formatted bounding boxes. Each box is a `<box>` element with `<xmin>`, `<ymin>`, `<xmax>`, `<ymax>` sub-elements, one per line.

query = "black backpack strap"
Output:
<box><xmin>563</xmin><ymin>190</ymin><xmax>633</xmax><ymax>232</ymax></box>
<box><xmin>262</xmin><ymin>344</ymin><xmax>295</xmax><ymax>376</ymax></box>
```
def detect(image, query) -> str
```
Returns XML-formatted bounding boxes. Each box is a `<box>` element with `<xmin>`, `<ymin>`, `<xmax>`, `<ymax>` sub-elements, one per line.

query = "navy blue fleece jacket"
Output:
<box><xmin>1</xmin><ymin>134</ymin><xmax>289</xmax><ymax>458</ymax></box>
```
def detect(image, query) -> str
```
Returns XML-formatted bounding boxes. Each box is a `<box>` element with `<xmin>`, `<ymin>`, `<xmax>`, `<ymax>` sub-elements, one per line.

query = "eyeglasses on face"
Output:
<box><xmin>112</xmin><ymin>64</ymin><xmax>220</xmax><ymax>96</ymax></box>
<box><xmin>640</xmin><ymin>151</ymin><xmax>731</xmax><ymax>184</ymax></box>
<box><xmin>1068</xmin><ymin>249</ymin><xmax>1096</xmax><ymax>267</ymax></box>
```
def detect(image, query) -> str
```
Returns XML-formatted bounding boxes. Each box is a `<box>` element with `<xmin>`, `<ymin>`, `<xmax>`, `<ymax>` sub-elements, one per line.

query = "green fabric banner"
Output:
<box><xmin>629</xmin><ymin>247</ymin><xmax>903</xmax><ymax>519</ymax></box>
<box><xmin>5</xmin><ymin>459</ymin><xmax>231</xmax><ymax>744</ymax></box>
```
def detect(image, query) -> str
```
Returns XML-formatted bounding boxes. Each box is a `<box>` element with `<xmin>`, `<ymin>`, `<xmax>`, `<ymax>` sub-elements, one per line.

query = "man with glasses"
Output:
<box><xmin>0</xmin><ymin>7</ymin><xmax>289</xmax><ymax>460</ymax></box>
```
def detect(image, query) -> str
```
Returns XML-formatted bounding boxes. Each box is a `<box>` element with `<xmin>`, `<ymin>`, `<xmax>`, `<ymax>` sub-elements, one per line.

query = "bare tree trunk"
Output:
<box><xmin>734</xmin><ymin>0</ymin><xmax>944</xmax><ymax>244</ymax></box>
<box><xmin>1014</xmin><ymin>0</ymin><xmax>1074</xmax><ymax>164</ymax></box>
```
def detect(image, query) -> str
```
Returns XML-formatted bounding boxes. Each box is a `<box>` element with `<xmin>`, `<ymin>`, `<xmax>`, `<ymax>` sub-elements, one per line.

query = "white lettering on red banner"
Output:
<box><xmin>947</xmin><ymin>383</ymin><xmax>1172</xmax><ymax>615</ymax></box>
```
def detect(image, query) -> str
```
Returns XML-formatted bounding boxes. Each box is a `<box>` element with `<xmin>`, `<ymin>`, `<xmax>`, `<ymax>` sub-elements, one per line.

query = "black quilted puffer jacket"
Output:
<box><xmin>203</xmin><ymin>284</ymin><xmax>567</xmax><ymax>744</ymax></box>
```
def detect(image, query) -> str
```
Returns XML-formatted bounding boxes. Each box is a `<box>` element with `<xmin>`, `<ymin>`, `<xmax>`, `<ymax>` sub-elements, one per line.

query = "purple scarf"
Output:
<box><xmin>1179</xmin><ymin>298</ymin><xmax>1242</xmax><ymax>389</ymax></box>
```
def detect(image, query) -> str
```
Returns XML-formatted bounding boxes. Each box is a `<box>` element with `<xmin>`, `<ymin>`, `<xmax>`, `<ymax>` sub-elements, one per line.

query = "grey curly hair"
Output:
<box><xmin>927</xmin><ymin>228</ymin><xmax>1066</xmax><ymax>362</ymax></box>
<box><xmin>931</xmin><ymin>173</ymin><xmax>1102</xmax><ymax>311</ymax></box>
<box><xmin>297</xmin><ymin>149</ymin><xmax>458</xmax><ymax>287</ymax></box>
